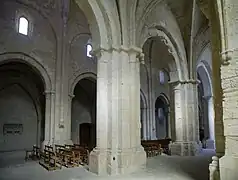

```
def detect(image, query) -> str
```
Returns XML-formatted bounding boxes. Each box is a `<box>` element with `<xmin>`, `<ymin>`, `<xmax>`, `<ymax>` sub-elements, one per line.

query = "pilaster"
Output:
<box><xmin>42</xmin><ymin>91</ymin><xmax>55</xmax><ymax>149</ymax></box>
<box><xmin>89</xmin><ymin>46</ymin><xmax>146</xmax><ymax>175</ymax></box>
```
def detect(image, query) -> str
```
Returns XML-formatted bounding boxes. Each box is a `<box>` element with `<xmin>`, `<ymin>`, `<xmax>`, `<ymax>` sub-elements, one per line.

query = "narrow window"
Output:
<box><xmin>18</xmin><ymin>17</ymin><xmax>29</xmax><ymax>35</ymax></box>
<box><xmin>159</xmin><ymin>70</ymin><xmax>165</xmax><ymax>84</ymax></box>
<box><xmin>86</xmin><ymin>44</ymin><xmax>92</xmax><ymax>58</ymax></box>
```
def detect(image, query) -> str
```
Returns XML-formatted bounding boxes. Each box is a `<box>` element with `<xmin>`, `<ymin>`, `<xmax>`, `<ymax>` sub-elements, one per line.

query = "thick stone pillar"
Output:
<box><xmin>211</xmin><ymin>0</ymin><xmax>238</xmax><ymax>179</ymax></box>
<box><xmin>89</xmin><ymin>47</ymin><xmax>146</xmax><ymax>175</ymax></box>
<box><xmin>219</xmin><ymin>50</ymin><xmax>238</xmax><ymax>179</ymax></box>
<box><xmin>170</xmin><ymin>81</ymin><xmax>200</xmax><ymax>156</ymax></box>
<box><xmin>42</xmin><ymin>91</ymin><xmax>55</xmax><ymax>148</ymax></box>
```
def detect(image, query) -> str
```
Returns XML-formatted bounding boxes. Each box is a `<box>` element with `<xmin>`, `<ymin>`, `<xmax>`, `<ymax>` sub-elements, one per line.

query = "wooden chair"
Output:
<box><xmin>141</xmin><ymin>141</ymin><xmax>163</xmax><ymax>157</ymax></box>
<box><xmin>39</xmin><ymin>149</ymin><xmax>62</xmax><ymax>171</ymax></box>
<box><xmin>72</xmin><ymin>146</ymin><xmax>89</xmax><ymax>165</ymax></box>
<box><xmin>25</xmin><ymin>145</ymin><xmax>40</xmax><ymax>161</ymax></box>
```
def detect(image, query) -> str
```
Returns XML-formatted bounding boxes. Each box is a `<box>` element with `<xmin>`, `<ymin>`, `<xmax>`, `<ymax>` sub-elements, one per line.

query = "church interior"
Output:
<box><xmin>0</xmin><ymin>0</ymin><xmax>237</xmax><ymax>180</ymax></box>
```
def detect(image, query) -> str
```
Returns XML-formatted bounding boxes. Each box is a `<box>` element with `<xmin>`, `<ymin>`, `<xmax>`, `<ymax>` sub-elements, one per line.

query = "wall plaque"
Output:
<box><xmin>3</xmin><ymin>124</ymin><xmax>23</xmax><ymax>135</ymax></box>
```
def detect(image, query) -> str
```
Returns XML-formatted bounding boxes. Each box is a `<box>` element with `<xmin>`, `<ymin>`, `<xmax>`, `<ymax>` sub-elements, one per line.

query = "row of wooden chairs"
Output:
<box><xmin>142</xmin><ymin>142</ymin><xmax>163</xmax><ymax>157</ymax></box>
<box><xmin>141</xmin><ymin>138</ymin><xmax>172</xmax><ymax>157</ymax></box>
<box><xmin>25</xmin><ymin>144</ymin><xmax>90</xmax><ymax>171</ymax></box>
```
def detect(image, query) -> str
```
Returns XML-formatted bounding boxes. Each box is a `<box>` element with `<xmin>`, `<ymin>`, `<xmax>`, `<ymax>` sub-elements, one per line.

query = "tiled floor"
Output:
<box><xmin>0</xmin><ymin>149</ymin><xmax>215</xmax><ymax>180</ymax></box>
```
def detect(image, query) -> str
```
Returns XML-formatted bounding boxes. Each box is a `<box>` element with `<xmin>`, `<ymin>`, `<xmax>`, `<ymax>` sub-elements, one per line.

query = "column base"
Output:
<box><xmin>206</xmin><ymin>139</ymin><xmax>215</xmax><ymax>149</ymax></box>
<box><xmin>169</xmin><ymin>141</ymin><xmax>201</xmax><ymax>156</ymax></box>
<box><xmin>89</xmin><ymin>146</ymin><xmax>146</xmax><ymax>175</ymax></box>
<box><xmin>209</xmin><ymin>156</ymin><xmax>220</xmax><ymax>180</ymax></box>
<box><xmin>219</xmin><ymin>155</ymin><xmax>238</xmax><ymax>180</ymax></box>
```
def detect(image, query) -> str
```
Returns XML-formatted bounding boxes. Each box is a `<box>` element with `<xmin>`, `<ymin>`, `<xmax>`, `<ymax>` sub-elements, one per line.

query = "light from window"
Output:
<box><xmin>86</xmin><ymin>44</ymin><xmax>92</xmax><ymax>57</ymax></box>
<box><xmin>18</xmin><ymin>17</ymin><xmax>28</xmax><ymax>35</ymax></box>
<box><xmin>159</xmin><ymin>70</ymin><xmax>165</xmax><ymax>84</ymax></box>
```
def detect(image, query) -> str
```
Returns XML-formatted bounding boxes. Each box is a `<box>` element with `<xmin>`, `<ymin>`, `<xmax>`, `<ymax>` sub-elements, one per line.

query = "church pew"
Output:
<box><xmin>72</xmin><ymin>147</ymin><xmax>89</xmax><ymax>165</ymax></box>
<box><xmin>39</xmin><ymin>149</ymin><xmax>62</xmax><ymax>171</ymax></box>
<box><xmin>25</xmin><ymin>145</ymin><xmax>40</xmax><ymax>161</ymax></box>
<box><xmin>141</xmin><ymin>139</ymin><xmax>171</xmax><ymax>155</ymax></box>
<box><xmin>64</xmin><ymin>144</ymin><xmax>89</xmax><ymax>165</ymax></box>
<box><xmin>55</xmin><ymin>148</ymin><xmax>80</xmax><ymax>168</ymax></box>
<box><xmin>142</xmin><ymin>142</ymin><xmax>162</xmax><ymax>157</ymax></box>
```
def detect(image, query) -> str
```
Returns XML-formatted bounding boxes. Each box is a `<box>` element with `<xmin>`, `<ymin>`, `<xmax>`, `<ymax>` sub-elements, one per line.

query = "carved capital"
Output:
<box><xmin>92</xmin><ymin>46</ymin><xmax>143</xmax><ymax>63</ymax></box>
<box><xmin>220</xmin><ymin>48</ymin><xmax>235</xmax><ymax>66</ymax></box>
<box><xmin>147</xmin><ymin>27</ymin><xmax>174</xmax><ymax>55</ymax></box>
<box><xmin>43</xmin><ymin>90</ymin><xmax>55</xmax><ymax>99</ymax></box>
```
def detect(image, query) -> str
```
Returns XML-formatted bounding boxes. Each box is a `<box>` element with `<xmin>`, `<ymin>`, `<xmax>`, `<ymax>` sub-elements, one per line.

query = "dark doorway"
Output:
<box><xmin>71</xmin><ymin>77</ymin><xmax>96</xmax><ymax>151</ymax></box>
<box><xmin>155</xmin><ymin>95</ymin><xmax>169</xmax><ymax>139</ymax></box>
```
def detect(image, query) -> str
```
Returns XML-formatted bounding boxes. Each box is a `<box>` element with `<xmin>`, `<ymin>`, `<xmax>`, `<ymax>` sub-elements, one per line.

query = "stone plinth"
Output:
<box><xmin>89</xmin><ymin>147</ymin><xmax>146</xmax><ymax>175</ymax></box>
<box><xmin>170</xmin><ymin>141</ymin><xmax>200</xmax><ymax>156</ymax></box>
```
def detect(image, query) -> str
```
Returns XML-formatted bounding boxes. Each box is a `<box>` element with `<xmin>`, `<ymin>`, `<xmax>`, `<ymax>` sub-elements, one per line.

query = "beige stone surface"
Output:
<box><xmin>0</xmin><ymin>0</ymin><xmax>238</xmax><ymax>179</ymax></box>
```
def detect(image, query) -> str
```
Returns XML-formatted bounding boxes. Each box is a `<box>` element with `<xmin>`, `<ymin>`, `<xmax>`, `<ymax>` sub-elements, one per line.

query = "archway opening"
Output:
<box><xmin>0</xmin><ymin>61</ymin><xmax>45</xmax><ymax>167</ymax></box>
<box><xmin>71</xmin><ymin>78</ymin><xmax>96</xmax><ymax>151</ymax></box>
<box><xmin>197</xmin><ymin>63</ymin><xmax>215</xmax><ymax>150</ymax></box>
<box><xmin>155</xmin><ymin>96</ymin><xmax>169</xmax><ymax>139</ymax></box>
<box><xmin>140</xmin><ymin>36</ymin><xmax>175</xmax><ymax>141</ymax></box>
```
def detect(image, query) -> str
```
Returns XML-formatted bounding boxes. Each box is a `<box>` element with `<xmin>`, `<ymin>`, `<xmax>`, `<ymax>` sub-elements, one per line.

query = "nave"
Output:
<box><xmin>0</xmin><ymin>149</ymin><xmax>215</xmax><ymax>180</ymax></box>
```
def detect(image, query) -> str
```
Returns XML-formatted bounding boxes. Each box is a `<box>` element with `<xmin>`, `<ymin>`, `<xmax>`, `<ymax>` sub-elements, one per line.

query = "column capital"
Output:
<box><xmin>169</xmin><ymin>79</ymin><xmax>198</xmax><ymax>89</ymax></box>
<box><xmin>91</xmin><ymin>46</ymin><xmax>144</xmax><ymax>64</ymax></box>
<box><xmin>43</xmin><ymin>90</ymin><xmax>55</xmax><ymax>96</ymax></box>
<box><xmin>68</xmin><ymin>93</ymin><xmax>75</xmax><ymax>99</ymax></box>
<box><xmin>220</xmin><ymin>48</ymin><xmax>237</xmax><ymax>66</ymax></box>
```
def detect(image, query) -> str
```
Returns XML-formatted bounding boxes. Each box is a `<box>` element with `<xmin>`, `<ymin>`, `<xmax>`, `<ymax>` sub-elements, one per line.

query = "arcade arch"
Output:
<box><xmin>0</xmin><ymin>61</ymin><xmax>45</xmax><ymax>166</ymax></box>
<box><xmin>71</xmin><ymin>76</ymin><xmax>96</xmax><ymax>150</ymax></box>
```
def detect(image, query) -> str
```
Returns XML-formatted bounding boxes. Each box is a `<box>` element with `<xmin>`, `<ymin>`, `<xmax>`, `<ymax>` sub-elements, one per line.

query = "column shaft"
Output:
<box><xmin>170</xmin><ymin>82</ymin><xmax>200</xmax><ymax>156</ymax></box>
<box><xmin>42</xmin><ymin>91</ymin><xmax>55</xmax><ymax>148</ymax></box>
<box><xmin>89</xmin><ymin>47</ymin><xmax>146</xmax><ymax>175</ymax></box>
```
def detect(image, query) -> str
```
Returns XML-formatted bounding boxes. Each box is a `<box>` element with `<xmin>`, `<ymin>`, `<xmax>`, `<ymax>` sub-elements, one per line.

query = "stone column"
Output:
<box><xmin>170</xmin><ymin>81</ymin><xmax>200</xmax><ymax>156</ymax></box>
<box><xmin>89</xmin><ymin>47</ymin><xmax>146</xmax><ymax>175</ymax></box>
<box><xmin>42</xmin><ymin>91</ymin><xmax>55</xmax><ymax>148</ymax></box>
<box><xmin>205</xmin><ymin>95</ymin><xmax>215</xmax><ymax>149</ymax></box>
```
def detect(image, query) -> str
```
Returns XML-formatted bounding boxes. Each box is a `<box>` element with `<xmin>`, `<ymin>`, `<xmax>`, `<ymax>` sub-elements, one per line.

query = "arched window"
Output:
<box><xmin>18</xmin><ymin>17</ymin><xmax>29</xmax><ymax>35</ymax></box>
<box><xmin>86</xmin><ymin>44</ymin><xmax>93</xmax><ymax>58</ymax></box>
<box><xmin>159</xmin><ymin>70</ymin><xmax>165</xmax><ymax>84</ymax></box>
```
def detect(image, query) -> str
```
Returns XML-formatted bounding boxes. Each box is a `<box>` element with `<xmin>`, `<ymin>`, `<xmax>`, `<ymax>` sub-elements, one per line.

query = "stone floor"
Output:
<box><xmin>0</xmin><ymin>149</ymin><xmax>215</xmax><ymax>180</ymax></box>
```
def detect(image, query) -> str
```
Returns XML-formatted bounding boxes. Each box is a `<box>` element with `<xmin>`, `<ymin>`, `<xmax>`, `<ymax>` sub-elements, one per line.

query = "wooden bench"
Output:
<box><xmin>25</xmin><ymin>145</ymin><xmax>40</xmax><ymax>161</ymax></box>
<box><xmin>55</xmin><ymin>144</ymin><xmax>65</xmax><ymax>153</ymax></box>
<box><xmin>72</xmin><ymin>146</ymin><xmax>89</xmax><ymax>165</ymax></box>
<box><xmin>65</xmin><ymin>144</ymin><xmax>89</xmax><ymax>165</ymax></box>
<box><xmin>39</xmin><ymin>149</ymin><xmax>62</xmax><ymax>171</ymax></box>
<box><xmin>57</xmin><ymin>148</ymin><xmax>81</xmax><ymax>168</ymax></box>
<box><xmin>141</xmin><ymin>139</ymin><xmax>172</xmax><ymax>156</ymax></box>
<box><xmin>142</xmin><ymin>142</ymin><xmax>162</xmax><ymax>157</ymax></box>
